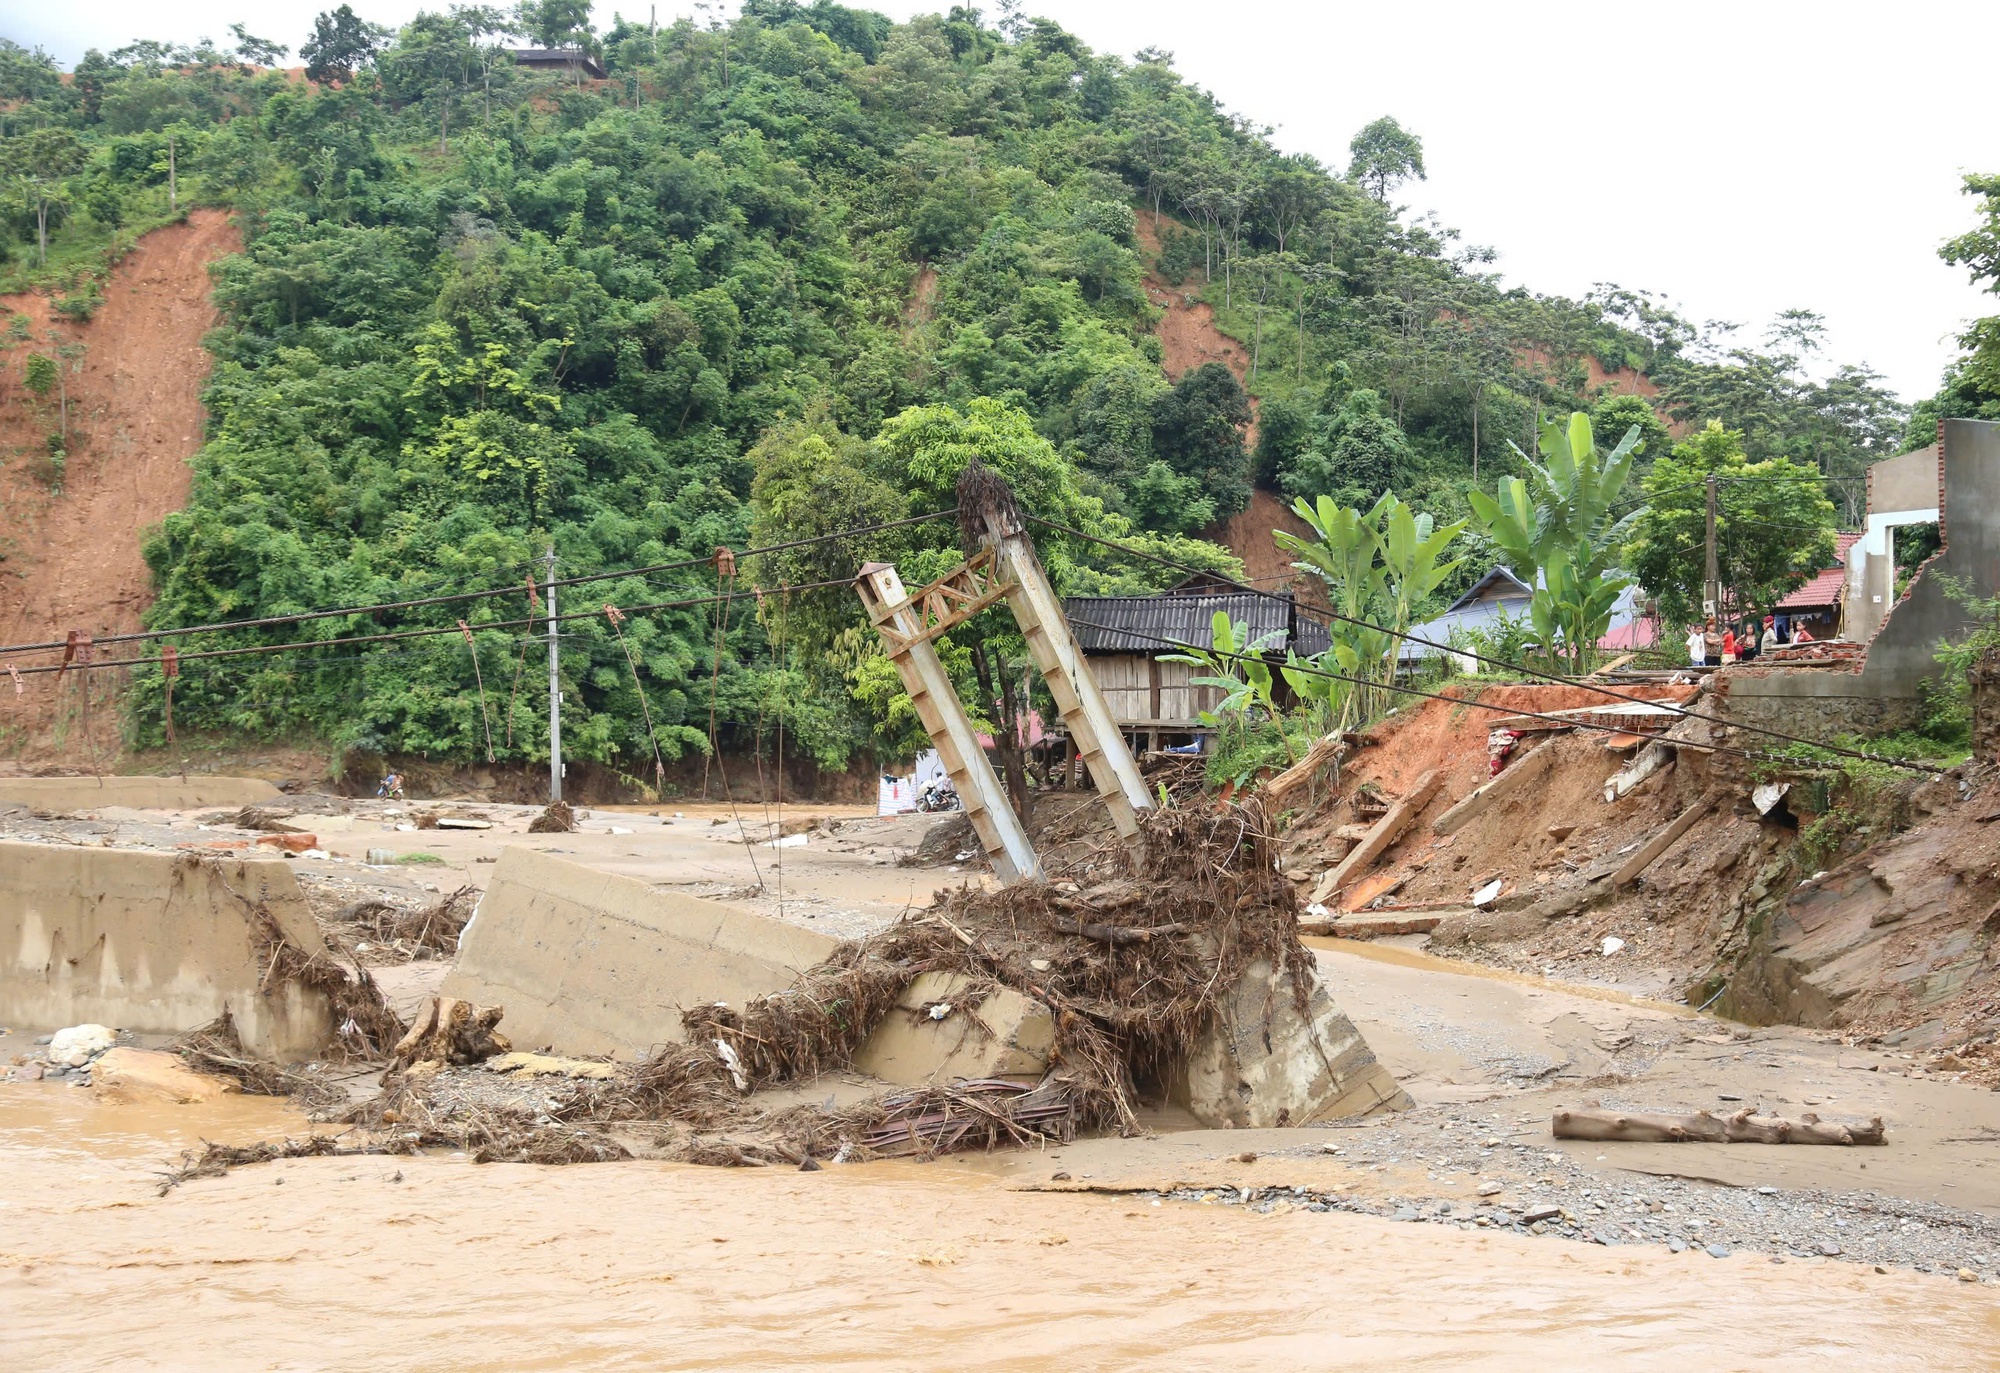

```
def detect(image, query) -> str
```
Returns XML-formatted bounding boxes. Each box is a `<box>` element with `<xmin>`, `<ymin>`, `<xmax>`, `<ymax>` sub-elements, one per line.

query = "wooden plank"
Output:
<box><xmin>1313</xmin><ymin>767</ymin><xmax>1443</xmax><ymax>902</ymax></box>
<box><xmin>1431</xmin><ymin>738</ymin><xmax>1558</xmax><ymax>836</ymax></box>
<box><xmin>1610</xmin><ymin>793</ymin><xmax>1719</xmax><ymax>887</ymax></box>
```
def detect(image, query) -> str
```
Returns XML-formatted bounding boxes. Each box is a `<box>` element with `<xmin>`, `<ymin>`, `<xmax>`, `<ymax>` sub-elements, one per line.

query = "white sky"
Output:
<box><xmin>11</xmin><ymin>1</ymin><xmax>1997</xmax><ymax>404</ymax></box>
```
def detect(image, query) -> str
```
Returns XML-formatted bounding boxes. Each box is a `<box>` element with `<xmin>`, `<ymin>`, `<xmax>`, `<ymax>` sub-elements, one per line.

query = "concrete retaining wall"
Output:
<box><xmin>442</xmin><ymin>847</ymin><xmax>839</xmax><ymax>1057</ymax></box>
<box><xmin>0</xmin><ymin>842</ymin><xmax>334</xmax><ymax>1060</ymax></box>
<box><xmin>0</xmin><ymin>775</ymin><xmax>280</xmax><ymax>812</ymax></box>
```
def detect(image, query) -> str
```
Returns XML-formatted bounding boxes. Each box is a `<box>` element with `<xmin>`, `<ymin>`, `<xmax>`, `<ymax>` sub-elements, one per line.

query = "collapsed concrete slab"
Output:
<box><xmin>442</xmin><ymin>846</ymin><xmax>839</xmax><ymax>1058</ymax></box>
<box><xmin>853</xmin><ymin>972</ymin><xmax>1055</xmax><ymax>1087</ymax></box>
<box><xmin>0</xmin><ymin>775</ymin><xmax>280</xmax><ymax>812</ymax></box>
<box><xmin>0</xmin><ymin>841</ymin><xmax>336</xmax><ymax>1060</ymax></box>
<box><xmin>1171</xmin><ymin>958</ymin><xmax>1409</xmax><ymax>1128</ymax></box>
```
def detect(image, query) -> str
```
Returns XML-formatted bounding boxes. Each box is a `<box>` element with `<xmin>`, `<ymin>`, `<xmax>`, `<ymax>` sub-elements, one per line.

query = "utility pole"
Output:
<box><xmin>1703</xmin><ymin>473</ymin><xmax>1720</xmax><ymax>626</ymax></box>
<box><xmin>545</xmin><ymin>544</ymin><xmax>562</xmax><ymax>802</ymax></box>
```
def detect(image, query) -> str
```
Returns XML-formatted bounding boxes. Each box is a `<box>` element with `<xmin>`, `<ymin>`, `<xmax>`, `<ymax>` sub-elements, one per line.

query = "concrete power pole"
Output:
<box><xmin>545</xmin><ymin>544</ymin><xmax>562</xmax><ymax>802</ymax></box>
<box><xmin>1703</xmin><ymin>474</ymin><xmax>1721</xmax><ymax>625</ymax></box>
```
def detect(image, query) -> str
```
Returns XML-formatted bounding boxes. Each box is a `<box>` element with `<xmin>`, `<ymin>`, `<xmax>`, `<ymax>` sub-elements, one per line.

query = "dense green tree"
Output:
<box><xmin>1625</xmin><ymin>420</ymin><xmax>1838</xmax><ymax>628</ymax></box>
<box><xmin>302</xmin><ymin>5</ymin><xmax>390</xmax><ymax>83</ymax></box>
<box><xmin>1151</xmin><ymin>362</ymin><xmax>1252</xmax><ymax>518</ymax></box>
<box><xmin>1347</xmin><ymin>116</ymin><xmax>1425</xmax><ymax>202</ymax></box>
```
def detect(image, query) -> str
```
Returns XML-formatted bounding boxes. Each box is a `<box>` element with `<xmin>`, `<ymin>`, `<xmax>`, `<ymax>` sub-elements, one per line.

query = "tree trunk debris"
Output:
<box><xmin>1553</xmin><ymin>1105</ymin><xmax>1886</xmax><ymax>1146</ymax></box>
<box><xmin>393</xmin><ymin>996</ymin><xmax>512</xmax><ymax>1069</ymax></box>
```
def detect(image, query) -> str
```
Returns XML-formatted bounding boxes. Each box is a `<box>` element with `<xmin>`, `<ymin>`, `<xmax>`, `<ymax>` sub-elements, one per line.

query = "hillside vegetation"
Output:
<box><xmin>0</xmin><ymin>6</ymin><xmax>1934</xmax><ymax>783</ymax></box>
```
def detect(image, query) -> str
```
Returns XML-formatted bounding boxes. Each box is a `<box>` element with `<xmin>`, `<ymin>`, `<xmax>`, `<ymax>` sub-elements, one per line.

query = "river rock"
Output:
<box><xmin>49</xmin><ymin>1024</ymin><xmax>116</xmax><ymax>1068</ymax></box>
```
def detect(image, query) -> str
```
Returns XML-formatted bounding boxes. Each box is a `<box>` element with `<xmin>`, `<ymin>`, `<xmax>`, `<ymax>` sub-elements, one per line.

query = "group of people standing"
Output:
<box><xmin>1684</xmin><ymin>614</ymin><xmax>1814</xmax><ymax>667</ymax></box>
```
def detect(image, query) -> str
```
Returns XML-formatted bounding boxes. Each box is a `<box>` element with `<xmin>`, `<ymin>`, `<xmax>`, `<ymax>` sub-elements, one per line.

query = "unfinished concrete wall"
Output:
<box><xmin>1859</xmin><ymin>419</ymin><xmax>2000</xmax><ymax>697</ymax></box>
<box><xmin>1722</xmin><ymin>418</ymin><xmax>1998</xmax><ymax>726</ymax></box>
<box><xmin>1170</xmin><ymin>958</ymin><xmax>1408</xmax><ymax>1128</ymax></box>
<box><xmin>443</xmin><ymin>847</ymin><xmax>839</xmax><ymax>1058</ymax></box>
<box><xmin>0</xmin><ymin>842</ymin><xmax>334</xmax><ymax>1060</ymax></box>
<box><xmin>0</xmin><ymin>776</ymin><xmax>280</xmax><ymax>811</ymax></box>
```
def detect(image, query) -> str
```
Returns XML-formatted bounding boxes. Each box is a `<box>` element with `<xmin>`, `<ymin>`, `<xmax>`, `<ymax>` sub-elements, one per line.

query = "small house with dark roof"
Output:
<box><xmin>512</xmin><ymin>48</ymin><xmax>607</xmax><ymax>79</ymax></box>
<box><xmin>1060</xmin><ymin>589</ymin><xmax>1318</xmax><ymax>748</ymax></box>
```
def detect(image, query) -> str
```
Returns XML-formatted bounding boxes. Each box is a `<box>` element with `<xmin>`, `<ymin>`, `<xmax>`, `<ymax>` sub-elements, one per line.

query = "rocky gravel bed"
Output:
<box><xmin>1146</xmin><ymin>1107</ymin><xmax>2000</xmax><ymax>1283</ymax></box>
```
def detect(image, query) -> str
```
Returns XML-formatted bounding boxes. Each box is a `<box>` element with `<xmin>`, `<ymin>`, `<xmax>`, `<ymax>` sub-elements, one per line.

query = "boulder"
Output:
<box><xmin>90</xmin><ymin>1048</ymin><xmax>238</xmax><ymax>1105</ymax></box>
<box><xmin>48</xmin><ymin>1024</ymin><xmax>116</xmax><ymax>1068</ymax></box>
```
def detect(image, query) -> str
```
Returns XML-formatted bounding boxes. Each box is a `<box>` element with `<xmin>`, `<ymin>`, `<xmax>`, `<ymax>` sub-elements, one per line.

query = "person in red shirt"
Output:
<box><xmin>1793</xmin><ymin>624</ymin><xmax>1815</xmax><ymax>643</ymax></box>
<box><xmin>1720</xmin><ymin>628</ymin><xmax>1738</xmax><ymax>664</ymax></box>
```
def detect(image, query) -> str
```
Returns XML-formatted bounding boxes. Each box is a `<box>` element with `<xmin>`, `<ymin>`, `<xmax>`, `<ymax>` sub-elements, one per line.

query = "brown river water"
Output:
<box><xmin>4</xmin><ymin>1084</ymin><xmax>1999</xmax><ymax>1370</ymax></box>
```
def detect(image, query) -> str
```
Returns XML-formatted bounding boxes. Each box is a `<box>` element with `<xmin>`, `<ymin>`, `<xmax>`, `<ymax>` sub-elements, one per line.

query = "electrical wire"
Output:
<box><xmin>6</xmin><ymin>578</ymin><xmax>857</xmax><ymax>677</ymax></box>
<box><xmin>0</xmin><ymin>509</ymin><xmax>955</xmax><ymax>660</ymax></box>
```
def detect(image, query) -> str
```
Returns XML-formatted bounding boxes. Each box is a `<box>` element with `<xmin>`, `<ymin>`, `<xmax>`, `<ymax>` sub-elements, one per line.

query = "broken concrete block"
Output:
<box><xmin>1171</xmin><ymin>957</ymin><xmax>1409</xmax><ymax>1128</ymax></box>
<box><xmin>443</xmin><ymin>847</ymin><xmax>838</xmax><ymax>1057</ymax></box>
<box><xmin>91</xmin><ymin>1048</ymin><xmax>238</xmax><ymax>1105</ymax></box>
<box><xmin>1</xmin><ymin>842</ymin><xmax>336</xmax><ymax>1061</ymax></box>
<box><xmin>853</xmin><ymin>972</ymin><xmax>1054</xmax><ymax>1087</ymax></box>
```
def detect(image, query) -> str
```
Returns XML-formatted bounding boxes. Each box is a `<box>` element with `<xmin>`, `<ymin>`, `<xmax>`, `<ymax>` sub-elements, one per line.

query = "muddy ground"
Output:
<box><xmin>6</xmin><ymin>788</ymin><xmax>2000</xmax><ymax>1319</ymax></box>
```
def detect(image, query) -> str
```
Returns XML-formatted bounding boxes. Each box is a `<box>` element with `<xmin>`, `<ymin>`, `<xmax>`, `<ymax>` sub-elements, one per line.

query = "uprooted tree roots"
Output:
<box><xmin>185</xmin><ymin>801</ymin><xmax>1319</xmax><ymax>1182</ymax></box>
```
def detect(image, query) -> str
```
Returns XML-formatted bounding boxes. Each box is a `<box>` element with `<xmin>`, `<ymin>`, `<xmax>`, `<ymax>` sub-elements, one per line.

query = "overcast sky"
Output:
<box><xmin>10</xmin><ymin>1</ymin><xmax>1997</xmax><ymax>405</ymax></box>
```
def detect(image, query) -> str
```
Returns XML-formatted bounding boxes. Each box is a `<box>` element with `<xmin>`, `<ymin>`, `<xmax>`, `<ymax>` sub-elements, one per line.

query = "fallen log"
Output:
<box><xmin>1553</xmin><ymin>1105</ymin><xmax>1886</xmax><ymax>1146</ymax></box>
<box><xmin>393</xmin><ymin>996</ymin><xmax>512</xmax><ymax>1068</ymax></box>
<box><xmin>1261</xmin><ymin>734</ymin><xmax>1346</xmax><ymax>813</ymax></box>
<box><xmin>1045</xmin><ymin>912</ymin><xmax>1184</xmax><ymax>946</ymax></box>
<box><xmin>1311</xmin><ymin>767</ymin><xmax>1443</xmax><ymax>905</ymax></box>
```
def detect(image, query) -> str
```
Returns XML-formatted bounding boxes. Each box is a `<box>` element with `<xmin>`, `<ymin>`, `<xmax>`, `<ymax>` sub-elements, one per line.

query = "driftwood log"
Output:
<box><xmin>1045</xmin><ymin>912</ymin><xmax>1185</xmax><ymax>946</ymax></box>
<box><xmin>1261</xmin><ymin>734</ymin><xmax>1346</xmax><ymax>813</ymax></box>
<box><xmin>393</xmin><ymin>996</ymin><xmax>512</xmax><ymax>1068</ymax></box>
<box><xmin>1553</xmin><ymin>1105</ymin><xmax>1886</xmax><ymax>1146</ymax></box>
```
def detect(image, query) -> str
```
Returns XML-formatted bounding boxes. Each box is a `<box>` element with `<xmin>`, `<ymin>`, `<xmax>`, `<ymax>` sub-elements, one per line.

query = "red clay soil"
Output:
<box><xmin>1206</xmin><ymin>488</ymin><xmax>1326</xmax><ymax>604</ymax></box>
<box><xmin>1133</xmin><ymin>211</ymin><xmax>1258</xmax><ymax>431</ymax></box>
<box><xmin>0</xmin><ymin>208</ymin><xmax>240</xmax><ymax>757</ymax></box>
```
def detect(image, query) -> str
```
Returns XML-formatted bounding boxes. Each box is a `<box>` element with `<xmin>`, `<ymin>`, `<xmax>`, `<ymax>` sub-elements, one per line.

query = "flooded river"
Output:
<box><xmin>5</xmin><ymin>1086</ymin><xmax>1999</xmax><ymax>1369</ymax></box>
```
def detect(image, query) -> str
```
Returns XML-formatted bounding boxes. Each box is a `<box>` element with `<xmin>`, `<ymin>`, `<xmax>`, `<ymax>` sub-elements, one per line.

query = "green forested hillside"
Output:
<box><xmin>0</xmin><ymin>5</ymin><xmax>1927</xmax><ymax>782</ymax></box>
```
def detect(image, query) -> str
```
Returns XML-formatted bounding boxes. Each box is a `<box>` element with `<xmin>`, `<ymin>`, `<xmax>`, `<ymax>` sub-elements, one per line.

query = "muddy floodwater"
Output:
<box><xmin>5</xmin><ymin>1087</ymin><xmax>1999</xmax><ymax>1370</ymax></box>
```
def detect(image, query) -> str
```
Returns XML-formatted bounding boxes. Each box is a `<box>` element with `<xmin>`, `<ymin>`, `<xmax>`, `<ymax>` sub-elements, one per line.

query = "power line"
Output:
<box><xmin>0</xmin><ymin>509</ymin><xmax>955</xmax><ymax>661</ymax></box>
<box><xmin>9</xmin><ymin>578</ymin><xmax>856</xmax><ymax>678</ymax></box>
<box><xmin>1025</xmin><ymin>513</ymin><xmax>1947</xmax><ymax>775</ymax></box>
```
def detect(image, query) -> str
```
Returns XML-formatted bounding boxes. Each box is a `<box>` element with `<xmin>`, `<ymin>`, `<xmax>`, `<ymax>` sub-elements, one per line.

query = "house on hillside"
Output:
<box><xmin>512</xmin><ymin>48</ymin><xmax>607</xmax><ymax>79</ymax></box>
<box><xmin>1396</xmin><ymin>565</ymin><xmax>1653</xmax><ymax>670</ymax></box>
<box><xmin>1059</xmin><ymin>590</ymin><xmax>1322</xmax><ymax>750</ymax></box>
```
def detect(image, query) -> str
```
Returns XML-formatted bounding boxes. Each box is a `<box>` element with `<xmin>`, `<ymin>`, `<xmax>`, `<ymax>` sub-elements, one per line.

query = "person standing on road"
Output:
<box><xmin>1720</xmin><ymin>626</ymin><xmax>1738</xmax><ymax>665</ymax></box>
<box><xmin>1760</xmin><ymin>615</ymin><xmax>1781</xmax><ymax>655</ymax></box>
<box><xmin>1686</xmin><ymin>622</ymin><xmax>1708</xmax><ymax>667</ymax></box>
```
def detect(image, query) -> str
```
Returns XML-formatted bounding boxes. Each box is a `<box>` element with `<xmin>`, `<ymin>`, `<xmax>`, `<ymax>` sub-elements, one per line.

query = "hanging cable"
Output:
<box><xmin>457</xmin><ymin>620</ymin><xmax>497</xmax><ymax>763</ymax></box>
<box><xmin>604</xmin><ymin>602</ymin><xmax>669</xmax><ymax>793</ymax></box>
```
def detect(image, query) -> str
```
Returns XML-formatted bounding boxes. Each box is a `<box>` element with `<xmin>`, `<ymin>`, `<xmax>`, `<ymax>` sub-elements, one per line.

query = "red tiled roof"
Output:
<box><xmin>1776</xmin><ymin>532</ymin><xmax>1861</xmax><ymax>610</ymax></box>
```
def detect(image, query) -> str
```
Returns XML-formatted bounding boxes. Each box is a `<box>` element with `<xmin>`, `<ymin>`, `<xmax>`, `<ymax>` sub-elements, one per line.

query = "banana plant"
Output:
<box><xmin>1467</xmin><ymin>412</ymin><xmax>1642</xmax><ymax>583</ymax></box>
<box><xmin>1469</xmin><ymin>412</ymin><xmax>1641</xmax><ymax>672</ymax></box>
<box><xmin>1377</xmin><ymin>496</ymin><xmax>1468</xmax><ymax>646</ymax></box>
<box><xmin>1159</xmin><ymin>612</ymin><xmax>1293</xmax><ymax>755</ymax></box>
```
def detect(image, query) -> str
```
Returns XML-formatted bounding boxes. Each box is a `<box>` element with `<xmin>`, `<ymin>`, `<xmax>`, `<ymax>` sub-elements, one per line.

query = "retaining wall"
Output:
<box><xmin>0</xmin><ymin>775</ymin><xmax>280</xmax><ymax>812</ymax></box>
<box><xmin>442</xmin><ymin>847</ymin><xmax>839</xmax><ymax>1057</ymax></box>
<box><xmin>0</xmin><ymin>842</ymin><xmax>334</xmax><ymax>1060</ymax></box>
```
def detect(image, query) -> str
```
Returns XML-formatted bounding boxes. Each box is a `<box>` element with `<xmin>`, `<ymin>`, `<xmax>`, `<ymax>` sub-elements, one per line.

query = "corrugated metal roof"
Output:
<box><xmin>1776</xmin><ymin>532</ymin><xmax>1861</xmax><ymax>610</ymax></box>
<box><xmin>1062</xmin><ymin>593</ymin><xmax>1292</xmax><ymax>654</ymax></box>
